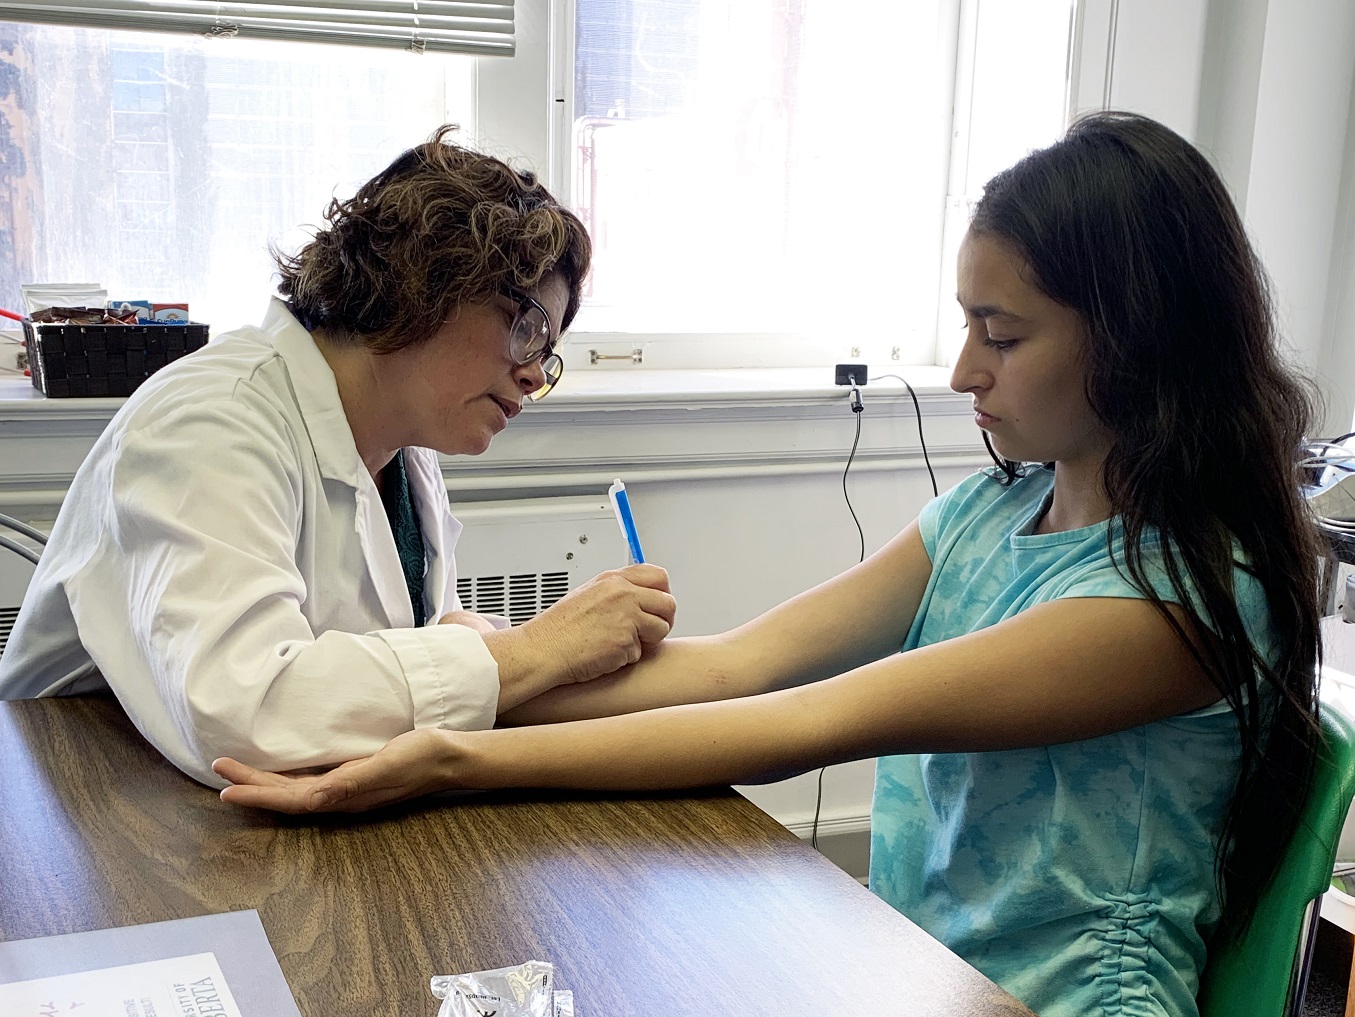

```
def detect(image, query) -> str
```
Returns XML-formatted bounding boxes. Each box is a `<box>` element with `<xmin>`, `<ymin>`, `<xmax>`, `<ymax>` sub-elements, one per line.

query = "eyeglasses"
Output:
<box><xmin>503</xmin><ymin>289</ymin><xmax>565</xmax><ymax>401</ymax></box>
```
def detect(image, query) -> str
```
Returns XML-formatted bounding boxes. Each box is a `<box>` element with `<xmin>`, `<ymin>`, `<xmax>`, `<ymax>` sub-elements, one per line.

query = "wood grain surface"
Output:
<box><xmin>0</xmin><ymin>696</ymin><xmax>1032</xmax><ymax>1016</ymax></box>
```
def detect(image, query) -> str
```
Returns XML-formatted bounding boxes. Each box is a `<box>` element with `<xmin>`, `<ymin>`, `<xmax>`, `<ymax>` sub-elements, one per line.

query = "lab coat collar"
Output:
<box><xmin>260</xmin><ymin>298</ymin><xmax>455</xmax><ymax>628</ymax></box>
<box><xmin>261</xmin><ymin>297</ymin><xmax>367</xmax><ymax>489</ymax></box>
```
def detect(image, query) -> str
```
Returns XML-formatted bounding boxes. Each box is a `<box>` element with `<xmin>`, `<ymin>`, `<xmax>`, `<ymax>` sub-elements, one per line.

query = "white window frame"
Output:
<box><xmin>0</xmin><ymin>0</ymin><xmax>1076</xmax><ymax>378</ymax></box>
<box><xmin>491</xmin><ymin>0</ymin><xmax>1076</xmax><ymax>375</ymax></box>
<box><xmin>932</xmin><ymin>0</ymin><xmax>1078</xmax><ymax>370</ymax></box>
<box><xmin>534</xmin><ymin>0</ymin><xmax>966</xmax><ymax>372</ymax></box>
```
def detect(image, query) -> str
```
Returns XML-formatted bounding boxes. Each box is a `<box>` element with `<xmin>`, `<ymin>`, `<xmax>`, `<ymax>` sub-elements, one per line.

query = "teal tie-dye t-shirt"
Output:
<box><xmin>869</xmin><ymin>468</ymin><xmax>1272</xmax><ymax>1017</ymax></box>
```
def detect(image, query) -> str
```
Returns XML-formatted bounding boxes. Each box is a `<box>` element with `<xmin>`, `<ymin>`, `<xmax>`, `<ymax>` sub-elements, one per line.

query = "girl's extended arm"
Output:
<box><xmin>215</xmin><ymin>590</ymin><xmax>1219</xmax><ymax>813</ymax></box>
<box><xmin>497</xmin><ymin>521</ymin><xmax>936</xmax><ymax>726</ymax></box>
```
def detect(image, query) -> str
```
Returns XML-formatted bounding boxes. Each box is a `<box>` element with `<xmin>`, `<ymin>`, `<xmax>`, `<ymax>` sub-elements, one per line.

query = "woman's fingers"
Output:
<box><xmin>219</xmin><ymin>779</ymin><xmax>318</xmax><ymax>814</ymax></box>
<box><xmin>215</xmin><ymin>755</ymin><xmax>355</xmax><ymax>813</ymax></box>
<box><xmin>634</xmin><ymin>610</ymin><xmax>674</xmax><ymax>645</ymax></box>
<box><xmin>633</xmin><ymin>585</ymin><xmax>678</xmax><ymax>628</ymax></box>
<box><xmin>614</xmin><ymin>563</ymin><xmax>671</xmax><ymax>592</ymax></box>
<box><xmin>212</xmin><ymin>756</ymin><xmax>295</xmax><ymax>788</ymax></box>
<box><xmin>215</xmin><ymin>731</ymin><xmax>458</xmax><ymax>814</ymax></box>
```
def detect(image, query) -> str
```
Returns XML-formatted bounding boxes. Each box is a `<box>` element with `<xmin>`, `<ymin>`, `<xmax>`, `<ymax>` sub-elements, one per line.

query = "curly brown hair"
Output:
<box><xmin>274</xmin><ymin>124</ymin><xmax>591</xmax><ymax>353</ymax></box>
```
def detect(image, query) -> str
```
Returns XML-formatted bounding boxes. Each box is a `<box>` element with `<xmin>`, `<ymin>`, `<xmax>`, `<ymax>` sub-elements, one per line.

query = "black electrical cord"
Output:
<box><xmin>809</xmin><ymin>764</ymin><xmax>828</xmax><ymax>850</ymax></box>
<box><xmin>811</xmin><ymin>372</ymin><xmax>936</xmax><ymax>853</ymax></box>
<box><xmin>841</xmin><ymin>393</ymin><xmax>866</xmax><ymax>562</ymax></box>
<box><xmin>813</xmin><ymin>378</ymin><xmax>866</xmax><ymax>851</ymax></box>
<box><xmin>870</xmin><ymin>373</ymin><xmax>939</xmax><ymax>497</ymax></box>
<box><xmin>807</xmin><ymin>371</ymin><xmax>937</xmax><ymax>850</ymax></box>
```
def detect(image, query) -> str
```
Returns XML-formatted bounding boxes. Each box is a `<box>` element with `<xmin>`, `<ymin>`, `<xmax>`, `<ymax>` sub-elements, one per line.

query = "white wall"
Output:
<box><xmin>1074</xmin><ymin>0</ymin><xmax>1355</xmax><ymax>437</ymax></box>
<box><xmin>1071</xmin><ymin>0</ymin><xmax>1210</xmax><ymax>139</ymax></box>
<box><xmin>0</xmin><ymin>374</ymin><xmax>987</xmax><ymax>843</ymax></box>
<box><xmin>1235</xmin><ymin>1</ymin><xmax>1355</xmax><ymax>436</ymax></box>
<box><xmin>434</xmin><ymin>370</ymin><xmax>985</xmax><ymax>832</ymax></box>
<box><xmin>1325</xmin><ymin>91</ymin><xmax>1355</xmax><ymax>435</ymax></box>
<box><xmin>626</xmin><ymin>460</ymin><xmax>974</xmax><ymax>830</ymax></box>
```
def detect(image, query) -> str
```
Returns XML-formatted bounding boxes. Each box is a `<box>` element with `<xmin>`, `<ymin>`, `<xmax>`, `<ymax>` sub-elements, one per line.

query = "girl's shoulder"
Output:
<box><xmin>921</xmin><ymin>467</ymin><xmax>1053</xmax><ymax>550</ymax></box>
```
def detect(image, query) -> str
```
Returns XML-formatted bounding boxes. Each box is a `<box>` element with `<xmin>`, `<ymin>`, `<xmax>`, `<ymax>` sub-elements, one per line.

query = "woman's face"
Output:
<box><xmin>384</xmin><ymin>273</ymin><xmax>569</xmax><ymax>457</ymax></box>
<box><xmin>951</xmin><ymin>230</ymin><xmax>1111</xmax><ymax>470</ymax></box>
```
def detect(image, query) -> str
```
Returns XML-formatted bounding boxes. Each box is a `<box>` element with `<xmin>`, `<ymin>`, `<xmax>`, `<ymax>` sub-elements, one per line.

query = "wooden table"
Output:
<box><xmin>0</xmin><ymin>697</ymin><xmax>1031</xmax><ymax>1017</ymax></box>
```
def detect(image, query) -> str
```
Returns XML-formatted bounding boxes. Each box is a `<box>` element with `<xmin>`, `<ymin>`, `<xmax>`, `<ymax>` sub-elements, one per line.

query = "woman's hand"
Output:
<box><xmin>483</xmin><ymin>563</ymin><xmax>677</xmax><ymax>710</ymax></box>
<box><xmin>212</xmin><ymin>728</ymin><xmax>465</xmax><ymax>814</ymax></box>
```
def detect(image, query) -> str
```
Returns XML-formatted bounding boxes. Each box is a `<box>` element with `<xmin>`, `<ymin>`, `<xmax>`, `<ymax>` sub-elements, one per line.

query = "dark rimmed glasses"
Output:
<box><xmin>503</xmin><ymin>289</ymin><xmax>565</xmax><ymax>401</ymax></box>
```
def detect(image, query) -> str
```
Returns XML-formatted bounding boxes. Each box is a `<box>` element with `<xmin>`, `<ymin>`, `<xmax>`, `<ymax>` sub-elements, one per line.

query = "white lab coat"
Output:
<box><xmin>0</xmin><ymin>299</ymin><xmax>501</xmax><ymax>786</ymax></box>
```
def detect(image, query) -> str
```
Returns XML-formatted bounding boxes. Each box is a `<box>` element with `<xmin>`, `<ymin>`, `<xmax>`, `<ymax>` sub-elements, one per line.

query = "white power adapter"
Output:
<box><xmin>0</xmin><ymin>332</ymin><xmax>26</xmax><ymax>374</ymax></box>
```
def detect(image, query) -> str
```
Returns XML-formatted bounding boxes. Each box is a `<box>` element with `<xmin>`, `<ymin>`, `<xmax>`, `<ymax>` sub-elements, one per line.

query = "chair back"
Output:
<box><xmin>1197</xmin><ymin>705</ymin><xmax>1355</xmax><ymax>1017</ymax></box>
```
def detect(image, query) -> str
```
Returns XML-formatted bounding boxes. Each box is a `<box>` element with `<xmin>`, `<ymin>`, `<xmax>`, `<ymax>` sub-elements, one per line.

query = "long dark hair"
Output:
<box><xmin>970</xmin><ymin>111</ymin><xmax>1324</xmax><ymax>940</ymax></box>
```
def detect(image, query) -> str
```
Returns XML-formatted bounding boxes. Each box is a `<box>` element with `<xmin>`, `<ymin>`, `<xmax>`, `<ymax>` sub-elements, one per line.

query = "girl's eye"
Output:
<box><xmin>984</xmin><ymin>337</ymin><xmax>1019</xmax><ymax>351</ymax></box>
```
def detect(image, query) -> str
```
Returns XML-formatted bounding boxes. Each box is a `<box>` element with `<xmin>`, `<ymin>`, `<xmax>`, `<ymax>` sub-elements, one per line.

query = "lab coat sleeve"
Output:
<box><xmin>68</xmin><ymin>396</ymin><xmax>499</xmax><ymax>787</ymax></box>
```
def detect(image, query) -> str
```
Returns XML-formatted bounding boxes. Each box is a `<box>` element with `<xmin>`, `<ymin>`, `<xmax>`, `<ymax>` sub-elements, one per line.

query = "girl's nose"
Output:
<box><xmin>950</xmin><ymin>332</ymin><xmax>988</xmax><ymax>394</ymax></box>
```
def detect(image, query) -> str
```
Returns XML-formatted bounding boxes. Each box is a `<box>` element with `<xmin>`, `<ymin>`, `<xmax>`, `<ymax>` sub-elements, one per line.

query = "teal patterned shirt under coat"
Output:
<box><xmin>869</xmin><ymin>468</ymin><xmax>1274</xmax><ymax>1017</ymax></box>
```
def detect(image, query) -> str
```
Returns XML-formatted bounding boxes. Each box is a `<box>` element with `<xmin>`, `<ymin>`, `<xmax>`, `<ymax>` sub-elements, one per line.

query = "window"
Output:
<box><xmin>568</xmin><ymin>0</ymin><xmax>1075</xmax><ymax>367</ymax></box>
<box><xmin>0</xmin><ymin>23</ymin><xmax>473</xmax><ymax>331</ymax></box>
<box><xmin>0</xmin><ymin>0</ymin><xmax>1073</xmax><ymax>369</ymax></box>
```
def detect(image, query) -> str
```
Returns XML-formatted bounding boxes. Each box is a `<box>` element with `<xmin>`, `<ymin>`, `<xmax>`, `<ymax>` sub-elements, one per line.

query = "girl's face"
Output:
<box><xmin>951</xmin><ymin>229</ymin><xmax>1112</xmax><ymax>471</ymax></box>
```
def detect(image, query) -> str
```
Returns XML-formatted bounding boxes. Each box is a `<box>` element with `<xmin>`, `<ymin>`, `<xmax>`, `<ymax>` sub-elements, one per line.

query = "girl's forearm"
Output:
<box><xmin>497</xmin><ymin>634</ymin><xmax>777</xmax><ymax>726</ymax></box>
<box><xmin>464</xmin><ymin>685</ymin><xmax>837</xmax><ymax>791</ymax></box>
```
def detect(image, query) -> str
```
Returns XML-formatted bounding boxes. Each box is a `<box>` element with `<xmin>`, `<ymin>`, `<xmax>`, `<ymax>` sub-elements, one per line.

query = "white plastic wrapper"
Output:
<box><xmin>431</xmin><ymin>961</ymin><xmax>575</xmax><ymax>1017</ymax></box>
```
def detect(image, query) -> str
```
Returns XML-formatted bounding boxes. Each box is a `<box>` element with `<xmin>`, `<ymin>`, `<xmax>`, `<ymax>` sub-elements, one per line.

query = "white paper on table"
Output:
<box><xmin>0</xmin><ymin>951</ymin><xmax>241</xmax><ymax>1017</ymax></box>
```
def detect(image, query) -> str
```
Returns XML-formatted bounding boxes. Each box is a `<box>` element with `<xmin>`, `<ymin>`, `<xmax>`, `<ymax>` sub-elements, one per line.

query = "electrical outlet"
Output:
<box><xmin>834</xmin><ymin>363</ymin><xmax>867</xmax><ymax>386</ymax></box>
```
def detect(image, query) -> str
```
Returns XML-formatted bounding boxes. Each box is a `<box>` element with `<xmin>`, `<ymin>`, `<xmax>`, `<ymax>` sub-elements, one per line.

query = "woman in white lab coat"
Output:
<box><xmin>0</xmin><ymin>126</ymin><xmax>675</xmax><ymax>786</ymax></box>
<box><xmin>215</xmin><ymin>113</ymin><xmax>1326</xmax><ymax>1017</ymax></box>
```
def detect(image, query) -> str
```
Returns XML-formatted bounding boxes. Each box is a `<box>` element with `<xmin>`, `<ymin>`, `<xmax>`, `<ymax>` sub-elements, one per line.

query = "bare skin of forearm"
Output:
<box><xmin>497</xmin><ymin>635</ymin><xmax>761</xmax><ymax>726</ymax></box>
<box><xmin>454</xmin><ymin>596</ymin><xmax>1221</xmax><ymax>793</ymax></box>
<box><xmin>501</xmin><ymin>529</ymin><xmax>932</xmax><ymax>728</ymax></box>
<box><xmin>211</xmin><ymin>594</ymin><xmax>1222</xmax><ymax>816</ymax></box>
<box><xmin>470</xmin><ymin>683</ymin><xmax>843</xmax><ymax>790</ymax></box>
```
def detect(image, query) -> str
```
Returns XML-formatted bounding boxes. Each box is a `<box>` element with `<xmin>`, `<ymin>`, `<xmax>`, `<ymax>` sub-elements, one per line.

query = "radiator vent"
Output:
<box><xmin>0</xmin><ymin>606</ymin><xmax>20</xmax><ymax>658</ymax></box>
<box><xmin>458</xmin><ymin>571</ymin><xmax>571</xmax><ymax>626</ymax></box>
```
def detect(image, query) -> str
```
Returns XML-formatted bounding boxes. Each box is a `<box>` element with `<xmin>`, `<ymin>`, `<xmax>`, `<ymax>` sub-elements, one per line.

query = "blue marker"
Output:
<box><xmin>608</xmin><ymin>478</ymin><xmax>645</xmax><ymax>564</ymax></box>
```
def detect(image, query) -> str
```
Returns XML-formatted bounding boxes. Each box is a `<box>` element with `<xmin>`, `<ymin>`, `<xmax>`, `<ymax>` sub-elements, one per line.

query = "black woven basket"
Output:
<box><xmin>23</xmin><ymin>320</ymin><xmax>210</xmax><ymax>398</ymax></box>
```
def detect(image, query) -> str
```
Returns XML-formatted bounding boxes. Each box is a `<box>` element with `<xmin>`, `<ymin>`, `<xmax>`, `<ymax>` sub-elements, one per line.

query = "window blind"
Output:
<box><xmin>0</xmin><ymin>1</ymin><xmax>515</xmax><ymax>56</ymax></box>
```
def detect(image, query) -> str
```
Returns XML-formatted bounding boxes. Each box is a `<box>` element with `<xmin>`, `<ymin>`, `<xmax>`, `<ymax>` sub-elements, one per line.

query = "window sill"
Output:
<box><xmin>0</xmin><ymin>365</ymin><xmax>962</xmax><ymax>419</ymax></box>
<box><xmin>532</xmin><ymin>364</ymin><xmax>958</xmax><ymax>410</ymax></box>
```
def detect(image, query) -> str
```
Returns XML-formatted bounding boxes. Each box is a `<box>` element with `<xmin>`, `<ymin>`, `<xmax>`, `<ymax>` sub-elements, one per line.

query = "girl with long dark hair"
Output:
<box><xmin>215</xmin><ymin>112</ymin><xmax>1324</xmax><ymax>1017</ymax></box>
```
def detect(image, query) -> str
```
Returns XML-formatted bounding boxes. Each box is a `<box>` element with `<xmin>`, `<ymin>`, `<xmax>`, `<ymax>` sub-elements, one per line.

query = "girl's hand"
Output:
<box><xmin>212</xmin><ymin>728</ymin><xmax>464</xmax><ymax>814</ymax></box>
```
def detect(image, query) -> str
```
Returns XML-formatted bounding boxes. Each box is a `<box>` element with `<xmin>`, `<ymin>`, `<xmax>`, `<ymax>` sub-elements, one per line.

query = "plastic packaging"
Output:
<box><xmin>431</xmin><ymin>960</ymin><xmax>575</xmax><ymax>1017</ymax></box>
<box><xmin>21</xmin><ymin>283</ymin><xmax>107</xmax><ymax>316</ymax></box>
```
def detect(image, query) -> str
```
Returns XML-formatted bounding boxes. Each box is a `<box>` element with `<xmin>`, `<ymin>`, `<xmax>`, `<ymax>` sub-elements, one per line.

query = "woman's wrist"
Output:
<box><xmin>480</xmin><ymin>627</ymin><xmax>563</xmax><ymax>712</ymax></box>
